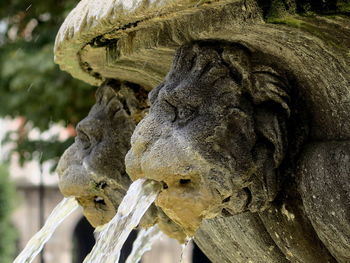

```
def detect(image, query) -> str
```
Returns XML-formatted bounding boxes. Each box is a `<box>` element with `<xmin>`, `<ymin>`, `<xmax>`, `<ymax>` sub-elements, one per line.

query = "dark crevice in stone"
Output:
<box><xmin>96</xmin><ymin>181</ymin><xmax>107</xmax><ymax>189</ymax></box>
<box><xmin>179</xmin><ymin>179</ymin><xmax>191</xmax><ymax>185</ymax></box>
<box><xmin>257</xmin><ymin>0</ymin><xmax>342</xmax><ymax>20</ymax></box>
<box><xmin>219</xmin><ymin>55</ymin><xmax>243</xmax><ymax>85</ymax></box>
<box><xmin>162</xmin><ymin>182</ymin><xmax>169</xmax><ymax>189</ymax></box>
<box><xmin>222</xmin><ymin>196</ymin><xmax>231</xmax><ymax>203</ymax></box>
<box><xmin>105</xmin><ymin>79</ymin><xmax>122</xmax><ymax>90</ymax></box>
<box><xmin>94</xmin><ymin>196</ymin><xmax>106</xmax><ymax>205</ymax></box>
<box><xmin>221</xmin><ymin>208</ymin><xmax>231</xmax><ymax>217</ymax></box>
<box><xmin>120</xmin><ymin>97</ymin><xmax>131</xmax><ymax>115</ymax></box>
<box><xmin>89</xmin><ymin>35</ymin><xmax>119</xmax><ymax>48</ymax></box>
<box><xmin>256</xmin><ymin>0</ymin><xmax>274</xmax><ymax>18</ymax></box>
<box><xmin>80</xmin><ymin>61</ymin><xmax>103</xmax><ymax>80</ymax></box>
<box><xmin>119</xmin><ymin>21</ymin><xmax>141</xmax><ymax>31</ymax></box>
<box><xmin>89</xmin><ymin>20</ymin><xmax>140</xmax><ymax>48</ymax></box>
<box><xmin>243</xmin><ymin>187</ymin><xmax>253</xmax><ymax>208</ymax></box>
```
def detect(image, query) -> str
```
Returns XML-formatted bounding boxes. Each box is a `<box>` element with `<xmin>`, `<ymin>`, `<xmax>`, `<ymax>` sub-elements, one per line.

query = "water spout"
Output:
<box><xmin>14</xmin><ymin>197</ymin><xmax>79</xmax><ymax>263</ymax></box>
<box><xmin>180</xmin><ymin>238</ymin><xmax>192</xmax><ymax>263</ymax></box>
<box><xmin>83</xmin><ymin>178</ymin><xmax>161</xmax><ymax>263</ymax></box>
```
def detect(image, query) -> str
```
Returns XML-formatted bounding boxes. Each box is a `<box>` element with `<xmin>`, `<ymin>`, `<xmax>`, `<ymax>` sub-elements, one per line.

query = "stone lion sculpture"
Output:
<box><xmin>56</xmin><ymin>84</ymin><xmax>136</xmax><ymax>227</ymax></box>
<box><xmin>126</xmin><ymin>41</ymin><xmax>305</xmax><ymax>234</ymax></box>
<box><xmin>125</xmin><ymin>42</ymin><xmax>350</xmax><ymax>262</ymax></box>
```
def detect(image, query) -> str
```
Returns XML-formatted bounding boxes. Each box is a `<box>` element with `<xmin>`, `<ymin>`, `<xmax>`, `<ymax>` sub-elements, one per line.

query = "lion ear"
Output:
<box><xmin>255</xmin><ymin>108</ymin><xmax>286</xmax><ymax>167</ymax></box>
<box><xmin>249</xmin><ymin>66</ymin><xmax>291</xmax><ymax>117</ymax></box>
<box><xmin>249</xmin><ymin>66</ymin><xmax>290</xmax><ymax>167</ymax></box>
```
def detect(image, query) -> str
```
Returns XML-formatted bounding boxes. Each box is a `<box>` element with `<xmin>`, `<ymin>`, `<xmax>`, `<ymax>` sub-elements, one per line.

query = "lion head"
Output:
<box><xmin>125</xmin><ymin>42</ymin><xmax>301</xmax><ymax>236</ymax></box>
<box><xmin>56</xmin><ymin>84</ymin><xmax>136</xmax><ymax>227</ymax></box>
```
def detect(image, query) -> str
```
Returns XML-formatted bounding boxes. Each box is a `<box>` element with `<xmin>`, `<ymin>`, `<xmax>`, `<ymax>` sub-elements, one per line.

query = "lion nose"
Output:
<box><xmin>58</xmin><ymin>163</ymin><xmax>94</xmax><ymax>197</ymax></box>
<box><xmin>56</xmin><ymin>144</ymin><xmax>88</xmax><ymax>197</ymax></box>
<box><xmin>130</xmin><ymin>116</ymin><xmax>163</xmax><ymax>152</ymax></box>
<box><xmin>127</xmin><ymin>130</ymin><xmax>196</xmax><ymax>181</ymax></box>
<box><xmin>57</xmin><ymin>144</ymin><xmax>117</xmax><ymax>227</ymax></box>
<box><xmin>126</xmin><ymin>114</ymin><xmax>170</xmax><ymax>180</ymax></box>
<box><xmin>126</xmin><ymin>130</ymin><xmax>221</xmax><ymax>236</ymax></box>
<box><xmin>56</xmin><ymin>145</ymin><xmax>73</xmax><ymax>179</ymax></box>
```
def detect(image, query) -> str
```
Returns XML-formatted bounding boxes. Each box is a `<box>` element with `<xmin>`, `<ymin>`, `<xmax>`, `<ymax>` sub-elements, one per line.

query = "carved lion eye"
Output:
<box><xmin>163</xmin><ymin>99</ymin><xmax>177</xmax><ymax>122</ymax></box>
<box><xmin>77</xmin><ymin>130</ymin><xmax>91</xmax><ymax>150</ymax></box>
<box><xmin>162</xmin><ymin>97</ymin><xmax>195</xmax><ymax>124</ymax></box>
<box><xmin>177</xmin><ymin>105</ymin><xmax>195</xmax><ymax>124</ymax></box>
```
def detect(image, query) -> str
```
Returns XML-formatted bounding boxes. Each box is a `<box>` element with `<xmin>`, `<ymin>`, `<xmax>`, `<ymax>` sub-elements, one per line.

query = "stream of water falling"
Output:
<box><xmin>83</xmin><ymin>178</ymin><xmax>161</xmax><ymax>263</ymax></box>
<box><xmin>13</xmin><ymin>197</ymin><xmax>79</xmax><ymax>263</ymax></box>
<box><xmin>125</xmin><ymin>225</ymin><xmax>164</xmax><ymax>263</ymax></box>
<box><xmin>180</xmin><ymin>239</ymin><xmax>192</xmax><ymax>263</ymax></box>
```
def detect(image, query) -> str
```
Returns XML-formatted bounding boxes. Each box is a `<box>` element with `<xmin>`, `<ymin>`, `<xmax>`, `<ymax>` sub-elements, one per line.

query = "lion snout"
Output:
<box><xmin>126</xmin><ymin>131</ymin><xmax>223</xmax><ymax>236</ymax></box>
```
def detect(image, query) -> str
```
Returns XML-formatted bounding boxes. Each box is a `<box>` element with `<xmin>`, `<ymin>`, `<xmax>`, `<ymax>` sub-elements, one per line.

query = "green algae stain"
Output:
<box><xmin>266</xmin><ymin>16</ymin><xmax>304</xmax><ymax>27</ymax></box>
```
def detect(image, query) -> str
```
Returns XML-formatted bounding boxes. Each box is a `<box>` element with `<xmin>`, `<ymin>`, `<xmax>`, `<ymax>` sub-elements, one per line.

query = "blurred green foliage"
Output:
<box><xmin>0</xmin><ymin>165</ymin><xmax>17</xmax><ymax>262</ymax></box>
<box><xmin>9</xmin><ymin>135</ymin><xmax>75</xmax><ymax>166</ymax></box>
<box><xmin>0</xmin><ymin>0</ymin><xmax>95</xmax><ymax>165</ymax></box>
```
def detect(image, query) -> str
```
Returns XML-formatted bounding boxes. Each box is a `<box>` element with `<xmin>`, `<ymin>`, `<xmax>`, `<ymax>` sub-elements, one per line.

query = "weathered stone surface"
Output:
<box><xmin>195</xmin><ymin>213</ymin><xmax>289</xmax><ymax>263</ymax></box>
<box><xmin>299</xmin><ymin>142</ymin><xmax>350</xmax><ymax>263</ymax></box>
<box><xmin>258</xmin><ymin>188</ymin><xmax>336</xmax><ymax>263</ymax></box>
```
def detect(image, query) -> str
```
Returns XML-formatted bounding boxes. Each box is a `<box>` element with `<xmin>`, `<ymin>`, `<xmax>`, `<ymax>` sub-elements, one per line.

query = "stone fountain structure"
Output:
<box><xmin>54</xmin><ymin>0</ymin><xmax>350</xmax><ymax>262</ymax></box>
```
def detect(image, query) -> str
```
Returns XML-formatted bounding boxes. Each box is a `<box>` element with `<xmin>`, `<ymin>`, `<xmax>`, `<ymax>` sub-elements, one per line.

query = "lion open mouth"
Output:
<box><xmin>94</xmin><ymin>196</ymin><xmax>106</xmax><ymax>206</ymax></box>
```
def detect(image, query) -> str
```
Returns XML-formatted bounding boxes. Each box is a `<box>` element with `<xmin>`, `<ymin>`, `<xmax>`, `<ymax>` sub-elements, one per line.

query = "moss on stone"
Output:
<box><xmin>266</xmin><ymin>15</ymin><xmax>350</xmax><ymax>53</ymax></box>
<box><xmin>266</xmin><ymin>16</ymin><xmax>304</xmax><ymax>26</ymax></box>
